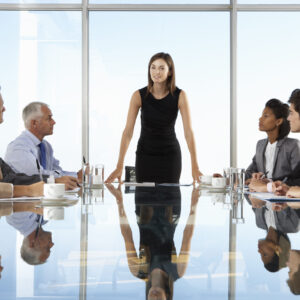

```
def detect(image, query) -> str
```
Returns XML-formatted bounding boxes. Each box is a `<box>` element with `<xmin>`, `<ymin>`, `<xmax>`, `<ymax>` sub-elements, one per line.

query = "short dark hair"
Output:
<box><xmin>288</xmin><ymin>89</ymin><xmax>300</xmax><ymax>114</ymax></box>
<box><xmin>265</xmin><ymin>98</ymin><xmax>290</xmax><ymax>140</ymax></box>
<box><xmin>264</xmin><ymin>254</ymin><xmax>280</xmax><ymax>272</ymax></box>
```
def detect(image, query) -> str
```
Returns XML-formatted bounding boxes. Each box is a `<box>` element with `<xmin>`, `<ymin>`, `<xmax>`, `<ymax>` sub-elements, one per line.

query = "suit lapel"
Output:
<box><xmin>257</xmin><ymin>139</ymin><xmax>268</xmax><ymax>172</ymax></box>
<box><xmin>272</xmin><ymin>138</ymin><xmax>285</xmax><ymax>175</ymax></box>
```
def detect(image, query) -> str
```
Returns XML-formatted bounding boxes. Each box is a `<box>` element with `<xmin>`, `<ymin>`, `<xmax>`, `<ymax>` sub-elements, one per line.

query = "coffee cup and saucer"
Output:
<box><xmin>200</xmin><ymin>176</ymin><xmax>226</xmax><ymax>192</ymax></box>
<box><xmin>41</xmin><ymin>183</ymin><xmax>78</xmax><ymax>207</ymax></box>
<box><xmin>43</xmin><ymin>183</ymin><xmax>65</xmax><ymax>200</ymax></box>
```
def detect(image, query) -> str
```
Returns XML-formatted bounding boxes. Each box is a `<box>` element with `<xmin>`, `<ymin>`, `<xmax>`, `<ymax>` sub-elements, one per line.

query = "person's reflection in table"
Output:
<box><xmin>5</xmin><ymin>202</ymin><xmax>54</xmax><ymax>265</ymax></box>
<box><xmin>246</xmin><ymin>195</ymin><xmax>300</xmax><ymax>272</ymax></box>
<box><xmin>258</xmin><ymin>226</ymin><xmax>291</xmax><ymax>272</ymax></box>
<box><xmin>106</xmin><ymin>184</ymin><xmax>199</xmax><ymax>300</ymax></box>
<box><xmin>287</xmin><ymin>249</ymin><xmax>300</xmax><ymax>294</ymax></box>
<box><xmin>0</xmin><ymin>255</ymin><xmax>3</xmax><ymax>279</ymax></box>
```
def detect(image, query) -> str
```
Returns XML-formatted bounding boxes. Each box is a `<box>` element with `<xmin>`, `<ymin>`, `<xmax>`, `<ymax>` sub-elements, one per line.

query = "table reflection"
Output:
<box><xmin>6</xmin><ymin>202</ymin><xmax>54</xmax><ymax>265</ymax></box>
<box><xmin>106</xmin><ymin>184</ymin><xmax>199</xmax><ymax>300</ymax></box>
<box><xmin>245</xmin><ymin>193</ymin><xmax>300</xmax><ymax>294</ymax></box>
<box><xmin>1</xmin><ymin>185</ymin><xmax>300</xmax><ymax>299</ymax></box>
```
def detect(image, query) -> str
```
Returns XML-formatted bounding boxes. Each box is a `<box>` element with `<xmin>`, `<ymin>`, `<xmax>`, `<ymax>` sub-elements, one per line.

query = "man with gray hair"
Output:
<box><xmin>5</xmin><ymin>102</ymin><xmax>80</xmax><ymax>190</ymax></box>
<box><xmin>6</xmin><ymin>210</ymin><xmax>54</xmax><ymax>265</ymax></box>
<box><xmin>0</xmin><ymin>86</ymin><xmax>46</xmax><ymax>196</ymax></box>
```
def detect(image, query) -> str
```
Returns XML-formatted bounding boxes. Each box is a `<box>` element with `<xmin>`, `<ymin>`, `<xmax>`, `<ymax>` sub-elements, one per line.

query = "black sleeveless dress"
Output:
<box><xmin>135</xmin><ymin>87</ymin><xmax>182</xmax><ymax>183</ymax></box>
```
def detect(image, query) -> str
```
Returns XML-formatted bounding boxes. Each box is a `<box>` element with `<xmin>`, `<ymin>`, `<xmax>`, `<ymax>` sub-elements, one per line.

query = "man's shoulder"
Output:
<box><xmin>7</xmin><ymin>132</ymin><xmax>33</xmax><ymax>149</ymax></box>
<box><xmin>282</xmin><ymin>137</ymin><xmax>300</xmax><ymax>147</ymax></box>
<box><xmin>8</xmin><ymin>131</ymin><xmax>41</xmax><ymax>149</ymax></box>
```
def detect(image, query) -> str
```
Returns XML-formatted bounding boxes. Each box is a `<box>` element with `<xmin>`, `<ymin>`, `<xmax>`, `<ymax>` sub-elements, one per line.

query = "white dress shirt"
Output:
<box><xmin>264</xmin><ymin>141</ymin><xmax>277</xmax><ymax>179</ymax></box>
<box><xmin>6</xmin><ymin>212</ymin><xmax>47</xmax><ymax>237</ymax></box>
<box><xmin>264</xmin><ymin>202</ymin><xmax>277</xmax><ymax>229</ymax></box>
<box><xmin>4</xmin><ymin>130</ymin><xmax>76</xmax><ymax>178</ymax></box>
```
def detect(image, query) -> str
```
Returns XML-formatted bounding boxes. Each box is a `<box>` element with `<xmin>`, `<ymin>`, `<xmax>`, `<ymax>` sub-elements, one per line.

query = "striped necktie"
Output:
<box><xmin>38</xmin><ymin>142</ymin><xmax>46</xmax><ymax>169</ymax></box>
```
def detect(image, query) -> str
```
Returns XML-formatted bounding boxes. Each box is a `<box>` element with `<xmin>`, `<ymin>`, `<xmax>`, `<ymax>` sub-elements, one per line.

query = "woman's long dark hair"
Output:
<box><xmin>147</xmin><ymin>52</ymin><xmax>176</xmax><ymax>96</ymax></box>
<box><xmin>265</xmin><ymin>98</ymin><xmax>290</xmax><ymax>140</ymax></box>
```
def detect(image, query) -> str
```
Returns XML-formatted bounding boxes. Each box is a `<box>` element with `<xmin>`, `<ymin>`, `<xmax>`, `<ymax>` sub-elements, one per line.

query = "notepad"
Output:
<box><xmin>246</xmin><ymin>192</ymin><xmax>300</xmax><ymax>202</ymax></box>
<box><xmin>124</xmin><ymin>182</ymin><xmax>155</xmax><ymax>187</ymax></box>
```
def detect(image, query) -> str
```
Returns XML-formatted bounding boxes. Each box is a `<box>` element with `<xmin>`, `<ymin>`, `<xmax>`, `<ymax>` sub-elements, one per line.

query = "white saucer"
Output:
<box><xmin>199</xmin><ymin>184</ymin><xmax>226</xmax><ymax>190</ymax></box>
<box><xmin>207</xmin><ymin>187</ymin><xmax>226</xmax><ymax>193</ymax></box>
<box><xmin>39</xmin><ymin>195</ymin><xmax>79</xmax><ymax>207</ymax></box>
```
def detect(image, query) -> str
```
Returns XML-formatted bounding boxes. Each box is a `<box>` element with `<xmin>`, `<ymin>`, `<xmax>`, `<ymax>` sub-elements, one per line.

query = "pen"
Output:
<box><xmin>83</xmin><ymin>156</ymin><xmax>86</xmax><ymax>164</ymax></box>
<box><xmin>36</xmin><ymin>159</ymin><xmax>43</xmax><ymax>181</ymax></box>
<box><xmin>261</xmin><ymin>171</ymin><xmax>269</xmax><ymax>179</ymax></box>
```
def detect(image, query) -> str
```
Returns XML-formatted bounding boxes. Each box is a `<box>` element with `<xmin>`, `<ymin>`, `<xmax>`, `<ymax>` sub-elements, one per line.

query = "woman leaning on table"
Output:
<box><xmin>246</xmin><ymin>98</ymin><xmax>300</xmax><ymax>185</ymax></box>
<box><xmin>106</xmin><ymin>52</ymin><xmax>202</xmax><ymax>184</ymax></box>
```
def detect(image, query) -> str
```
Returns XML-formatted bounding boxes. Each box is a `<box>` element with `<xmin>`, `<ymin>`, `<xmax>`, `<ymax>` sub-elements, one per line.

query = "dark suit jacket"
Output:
<box><xmin>253</xmin><ymin>206</ymin><xmax>300</xmax><ymax>233</ymax></box>
<box><xmin>0</xmin><ymin>158</ymin><xmax>47</xmax><ymax>185</ymax></box>
<box><xmin>246</xmin><ymin>137</ymin><xmax>300</xmax><ymax>180</ymax></box>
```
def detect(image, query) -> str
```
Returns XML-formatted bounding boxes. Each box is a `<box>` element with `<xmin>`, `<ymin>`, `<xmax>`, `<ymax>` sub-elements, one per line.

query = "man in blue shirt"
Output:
<box><xmin>5</xmin><ymin>102</ymin><xmax>80</xmax><ymax>190</ymax></box>
<box><xmin>0</xmin><ymin>87</ymin><xmax>45</xmax><ymax>196</ymax></box>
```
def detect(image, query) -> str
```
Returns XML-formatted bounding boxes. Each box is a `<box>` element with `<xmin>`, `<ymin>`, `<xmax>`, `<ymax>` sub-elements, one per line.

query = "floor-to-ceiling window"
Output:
<box><xmin>89</xmin><ymin>11</ymin><xmax>230</xmax><ymax>181</ymax></box>
<box><xmin>0</xmin><ymin>10</ymin><xmax>81</xmax><ymax>171</ymax></box>
<box><xmin>237</xmin><ymin>11</ymin><xmax>300</xmax><ymax>168</ymax></box>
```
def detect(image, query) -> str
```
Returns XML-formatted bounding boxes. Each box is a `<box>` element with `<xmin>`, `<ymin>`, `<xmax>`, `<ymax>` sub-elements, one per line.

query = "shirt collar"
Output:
<box><xmin>267</xmin><ymin>140</ymin><xmax>278</xmax><ymax>148</ymax></box>
<box><xmin>24</xmin><ymin>130</ymin><xmax>43</xmax><ymax>147</ymax></box>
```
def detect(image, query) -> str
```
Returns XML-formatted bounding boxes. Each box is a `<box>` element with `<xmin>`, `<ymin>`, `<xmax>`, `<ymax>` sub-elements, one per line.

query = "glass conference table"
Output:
<box><xmin>0</xmin><ymin>184</ymin><xmax>299</xmax><ymax>300</ymax></box>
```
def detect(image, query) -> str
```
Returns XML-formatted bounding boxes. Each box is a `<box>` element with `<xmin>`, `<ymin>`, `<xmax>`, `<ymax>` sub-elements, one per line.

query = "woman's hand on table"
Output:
<box><xmin>105</xmin><ymin>167</ymin><xmax>123</xmax><ymax>183</ymax></box>
<box><xmin>286</xmin><ymin>186</ymin><xmax>300</xmax><ymax>198</ymax></box>
<box><xmin>272</xmin><ymin>181</ymin><xmax>289</xmax><ymax>196</ymax></box>
<box><xmin>192</xmin><ymin>167</ymin><xmax>202</xmax><ymax>184</ymax></box>
<box><xmin>249</xmin><ymin>178</ymin><xmax>268</xmax><ymax>192</ymax></box>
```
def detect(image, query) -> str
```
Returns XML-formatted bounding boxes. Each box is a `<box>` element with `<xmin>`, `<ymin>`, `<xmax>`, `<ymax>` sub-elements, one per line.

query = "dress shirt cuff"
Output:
<box><xmin>267</xmin><ymin>181</ymin><xmax>273</xmax><ymax>193</ymax></box>
<box><xmin>0</xmin><ymin>182</ymin><xmax>14</xmax><ymax>198</ymax></box>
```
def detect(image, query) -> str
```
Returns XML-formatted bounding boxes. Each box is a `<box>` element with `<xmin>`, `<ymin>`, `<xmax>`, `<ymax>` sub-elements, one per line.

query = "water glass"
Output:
<box><xmin>223</xmin><ymin>168</ymin><xmax>231</xmax><ymax>188</ymax></box>
<box><xmin>232</xmin><ymin>193</ymin><xmax>245</xmax><ymax>224</ymax></box>
<box><xmin>230</xmin><ymin>168</ymin><xmax>245</xmax><ymax>192</ymax></box>
<box><xmin>92</xmin><ymin>164</ymin><xmax>104</xmax><ymax>187</ymax></box>
<box><xmin>83</xmin><ymin>163</ymin><xmax>93</xmax><ymax>189</ymax></box>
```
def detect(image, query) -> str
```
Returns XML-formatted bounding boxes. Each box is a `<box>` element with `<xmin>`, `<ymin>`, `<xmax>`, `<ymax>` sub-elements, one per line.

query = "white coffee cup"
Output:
<box><xmin>201</xmin><ymin>175</ymin><xmax>212</xmax><ymax>185</ymax></box>
<box><xmin>44</xmin><ymin>207</ymin><xmax>65</xmax><ymax>220</ymax></box>
<box><xmin>210</xmin><ymin>193</ymin><xmax>226</xmax><ymax>204</ymax></box>
<box><xmin>212</xmin><ymin>177</ymin><xmax>226</xmax><ymax>188</ymax></box>
<box><xmin>44</xmin><ymin>183</ymin><xmax>65</xmax><ymax>199</ymax></box>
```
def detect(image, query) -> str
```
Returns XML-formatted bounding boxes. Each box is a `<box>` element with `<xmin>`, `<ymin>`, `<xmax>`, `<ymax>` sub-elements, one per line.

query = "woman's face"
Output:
<box><xmin>258</xmin><ymin>239</ymin><xmax>280</xmax><ymax>264</ymax></box>
<box><xmin>259</xmin><ymin>107</ymin><xmax>281</xmax><ymax>132</ymax></box>
<box><xmin>150</xmin><ymin>59</ymin><xmax>170</xmax><ymax>84</ymax></box>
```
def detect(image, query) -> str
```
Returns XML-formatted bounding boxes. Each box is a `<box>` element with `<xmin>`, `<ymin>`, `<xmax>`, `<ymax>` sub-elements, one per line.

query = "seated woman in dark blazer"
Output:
<box><xmin>246</xmin><ymin>99</ymin><xmax>300</xmax><ymax>183</ymax></box>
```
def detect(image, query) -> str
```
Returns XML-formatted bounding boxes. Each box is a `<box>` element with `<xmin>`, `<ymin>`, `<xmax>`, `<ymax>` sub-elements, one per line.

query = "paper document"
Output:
<box><xmin>246</xmin><ymin>192</ymin><xmax>300</xmax><ymax>202</ymax></box>
<box><xmin>65</xmin><ymin>187</ymin><xmax>80</xmax><ymax>193</ymax></box>
<box><xmin>124</xmin><ymin>182</ymin><xmax>155</xmax><ymax>187</ymax></box>
<box><xmin>157</xmin><ymin>183</ymin><xmax>193</xmax><ymax>187</ymax></box>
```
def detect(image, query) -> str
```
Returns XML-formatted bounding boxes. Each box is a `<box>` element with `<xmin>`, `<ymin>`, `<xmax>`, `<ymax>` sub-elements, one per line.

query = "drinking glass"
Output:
<box><xmin>92</xmin><ymin>164</ymin><xmax>104</xmax><ymax>187</ymax></box>
<box><xmin>223</xmin><ymin>168</ymin><xmax>231</xmax><ymax>188</ymax></box>
<box><xmin>230</xmin><ymin>168</ymin><xmax>245</xmax><ymax>193</ymax></box>
<box><xmin>83</xmin><ymin>163</ymin><xmax>93</xmax><ymax>189</ymax></box>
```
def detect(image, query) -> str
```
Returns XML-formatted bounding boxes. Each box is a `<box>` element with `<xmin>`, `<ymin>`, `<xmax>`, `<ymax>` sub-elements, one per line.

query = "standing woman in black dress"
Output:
<box><xmin>106</xmin><ymin>52</ymin><xmax>202</xmax><ymax>183</ymax></box>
